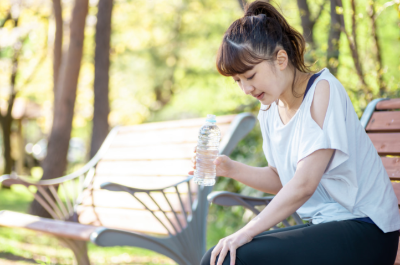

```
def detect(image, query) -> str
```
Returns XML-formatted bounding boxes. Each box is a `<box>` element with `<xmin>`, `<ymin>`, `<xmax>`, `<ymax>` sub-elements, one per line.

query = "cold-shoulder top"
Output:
<box><xmin>258</xmin><ymin>68</ymin><xmax>400</xmax><ymax>233</ymax></box>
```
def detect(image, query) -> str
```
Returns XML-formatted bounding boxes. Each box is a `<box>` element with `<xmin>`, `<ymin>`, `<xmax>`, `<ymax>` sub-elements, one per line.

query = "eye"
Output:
<box><xmin>233</xmin><ymin>79</ymin><xmax>240</xmax><ymax>83</ymax></box>
<box><xmin>247</xmin><ymin>73</ymin><xmax>256</xmax><ymax>80</ymax></box>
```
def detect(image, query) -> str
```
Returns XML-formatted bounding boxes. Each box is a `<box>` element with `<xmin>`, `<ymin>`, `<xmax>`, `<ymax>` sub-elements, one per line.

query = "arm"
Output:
<box><xmin>189</xmin><ymin>154</ymin><xmax>282</xmax><ymax>195</ymax></box>
<box><xmin>241</xmin><ymin>148</ymin><xmax>333</xmax><ymax>236</ymax></box>
<box><xmin>225</xmin><ymin>160</ymin><xmax>282</xmax><ymax>195</ymax></box>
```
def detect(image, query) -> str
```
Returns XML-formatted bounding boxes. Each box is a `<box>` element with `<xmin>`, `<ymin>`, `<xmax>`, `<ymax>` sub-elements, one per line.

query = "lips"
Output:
<box><xmin>254</xmin><ymin>92</ymin><xmax>264</xmax><ymax>100</ymax></box>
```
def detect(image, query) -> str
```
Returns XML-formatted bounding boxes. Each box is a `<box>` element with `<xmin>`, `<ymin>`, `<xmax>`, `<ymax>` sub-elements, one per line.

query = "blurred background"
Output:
<box><xmin>0</xmin><ymin>0</ymin><xmax>399</xmax><ymax>264</ymax></box>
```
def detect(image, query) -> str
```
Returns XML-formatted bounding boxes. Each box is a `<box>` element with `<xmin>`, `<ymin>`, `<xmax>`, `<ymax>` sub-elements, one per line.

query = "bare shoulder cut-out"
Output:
<box><xmin>310</xmin><ymin>79</ymin><xmax>330</xmax><ymax>130</ymax></box>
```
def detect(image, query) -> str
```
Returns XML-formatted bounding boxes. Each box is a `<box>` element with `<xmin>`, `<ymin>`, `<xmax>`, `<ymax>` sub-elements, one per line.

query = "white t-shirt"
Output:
<box><xmin>258</xmin><ymin>68</ymin><xmax>400</xmax><ymax>233</ymax></box>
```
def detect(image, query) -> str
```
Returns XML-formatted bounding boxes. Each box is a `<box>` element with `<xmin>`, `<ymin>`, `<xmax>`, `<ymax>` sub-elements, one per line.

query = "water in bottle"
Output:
<box><xmin>194</xmin><ymin>114</ymin><xmax>221</xmax><ymax>186</ymax></box>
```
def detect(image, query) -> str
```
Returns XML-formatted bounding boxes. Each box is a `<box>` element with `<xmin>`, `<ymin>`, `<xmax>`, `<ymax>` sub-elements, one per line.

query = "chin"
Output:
<box><xmin>262</xmin><ymin>95</ymin><xmax>279</xmax><ymax>105</ymax></box>
<box><xmin>260</xmin><ymin>98</ymin><xmax>272</xmax><ymax>105</ymax></box>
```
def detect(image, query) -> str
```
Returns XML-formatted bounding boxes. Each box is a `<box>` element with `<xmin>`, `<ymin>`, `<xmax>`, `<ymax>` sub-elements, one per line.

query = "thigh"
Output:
<box><xmin>202</xmin><ymin>220</ymin><xmax>399</xmax><ymax>265</ymax></box>
<box><xmin>201</xmin><ymin>224</ymin><xmax>308</xmax><ymax>265</ymax></box>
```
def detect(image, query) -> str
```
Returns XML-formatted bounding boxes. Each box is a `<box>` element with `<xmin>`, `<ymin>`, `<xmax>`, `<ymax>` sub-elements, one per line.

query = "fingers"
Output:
<box><xmin>191</xmin><ymin>155</ymin><xmax>196</xmax><ymax>169</ymax></box>
<box><xmin>188</xmin><ymin>170</ymin><xmax>194</xmax><ymax>175</ymax></box>
<box><xmin>214</xmin><ymin>155</ymin><xmax>226</xmax><ymax>165</ymax></box>
<box><xmin>230</xmin><ymin>247</ymin><xmax>236</xmax><ymax>265</ymax></box>
<box><xmin>192</xmin><ymin>146</ymin><xmax>197</xmax><ymax>170</ymax></box>
<box><xmin>216</xmin><ymin>245</ymin><xmax>229</xmax><ymax>265</ymax></box>
<box><xmin>211</xmin><ymin>238</ymin><xmax>239</xmax><ymax>265</ymax></box>
<box><xmin>210</xmin><ymin>243</ymin><xmax>223</xmax><ymax>265</ymax></box>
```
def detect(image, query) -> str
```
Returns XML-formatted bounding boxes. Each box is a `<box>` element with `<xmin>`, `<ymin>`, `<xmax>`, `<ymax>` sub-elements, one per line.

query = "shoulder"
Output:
<box><xmin>310</xmin><ymin>79</ymin><xmax>330</xmax><ymax>129</ymax></box>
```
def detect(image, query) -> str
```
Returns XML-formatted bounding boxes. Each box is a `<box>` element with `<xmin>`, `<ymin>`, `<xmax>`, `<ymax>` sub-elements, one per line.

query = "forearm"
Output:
<box><xmin>228</xmin><ymin>160</ymin><xmax>282</xmax><ymax>194</ymax></box>
<box><xmin>242</xmin><ymin>176</ymin><xmax>312</xmax><ymax>237</ymax></box>
<box><xmin>239</xmin><ymin>149</ymin><xmax>334</xmax><ymax>237</ymax></box>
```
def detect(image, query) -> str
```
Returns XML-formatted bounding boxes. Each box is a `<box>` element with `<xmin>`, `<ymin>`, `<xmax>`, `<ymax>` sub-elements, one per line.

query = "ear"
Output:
<box><xmin>276</xmin><ymin>50</ymin><xmax>288</xmax><ymax>71</ymax></box>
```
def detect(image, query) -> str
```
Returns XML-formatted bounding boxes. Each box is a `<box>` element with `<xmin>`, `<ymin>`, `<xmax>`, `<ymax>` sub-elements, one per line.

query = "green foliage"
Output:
<box><xmin>0</xmin><ymin>0</ymin><xmax>399</xmax><ymax>258</ymax></box>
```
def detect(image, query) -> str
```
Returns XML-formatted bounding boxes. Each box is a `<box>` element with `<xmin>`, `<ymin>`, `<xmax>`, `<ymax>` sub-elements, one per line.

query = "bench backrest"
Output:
<box><xmin>76</xmin><ymin>115</ymin><xmax>239</xmax><ymax>235</ymax></box>
<box><xmin>363</xmin><ymin>98</ymin><xmax>400</xmax><ymax>264</ymax></box>
<box><xmin>363</xmin><ymin>99</ymin><xmax>400</xmax><ymax>192</ymax></box>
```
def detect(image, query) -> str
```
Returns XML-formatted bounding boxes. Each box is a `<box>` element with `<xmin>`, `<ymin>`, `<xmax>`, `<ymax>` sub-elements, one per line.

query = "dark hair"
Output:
<box><xmin>216</xmin><ymin>0</ymin><xmax>312</xmax><ymax>105</ymax></box>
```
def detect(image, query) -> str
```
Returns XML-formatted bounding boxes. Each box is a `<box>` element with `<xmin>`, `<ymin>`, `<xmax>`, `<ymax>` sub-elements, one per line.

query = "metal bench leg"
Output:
<box><xmin>58</xmin><ymin>238</ymin><xmax>90</xmax><ymax>265</ymax></box>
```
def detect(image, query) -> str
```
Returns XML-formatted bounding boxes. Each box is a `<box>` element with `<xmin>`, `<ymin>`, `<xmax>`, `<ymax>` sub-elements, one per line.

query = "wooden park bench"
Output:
<box><xmin>0</xmin><ymin>113</ymin><xmax>256</xmax><ymax>265</ymax></box>
<box><xmin>209</xmin><ymin>98</ymin><xmax>400</xmax><ymax>263</ymax></box>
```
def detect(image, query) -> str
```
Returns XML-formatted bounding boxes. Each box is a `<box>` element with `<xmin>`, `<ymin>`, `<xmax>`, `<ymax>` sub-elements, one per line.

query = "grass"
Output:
<box><xmin>0</xmin><ymin>185</ymin><xmax>178</xmax><ymax>265</ymax></box>
<box><xmin>0</xmin><ymin>185</ymin><xmax>229</xmax><ymax>265</ymax></box>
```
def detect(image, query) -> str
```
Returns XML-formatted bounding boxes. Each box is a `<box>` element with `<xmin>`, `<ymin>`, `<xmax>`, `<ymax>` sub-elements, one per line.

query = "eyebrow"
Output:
<box><xmin>233</xmin><ymin>71</ymin><xmax>253</xmax><ymax>79</ymax></box>
<box><xmin>246</xmin><ymin>72</ymin><xmax>255</xmax><ymax>78</ymax></box>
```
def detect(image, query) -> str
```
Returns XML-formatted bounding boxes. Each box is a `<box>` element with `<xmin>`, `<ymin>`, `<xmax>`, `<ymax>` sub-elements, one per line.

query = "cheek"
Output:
<box><xmin>264</xmin><ymin>78</ymin><xmax>282</xmax><ymax>95</ymax></box>
<box><xmin>261</xmin><ymin>82</ymin><xmax>277</xmax><ymax>96</ymax></box>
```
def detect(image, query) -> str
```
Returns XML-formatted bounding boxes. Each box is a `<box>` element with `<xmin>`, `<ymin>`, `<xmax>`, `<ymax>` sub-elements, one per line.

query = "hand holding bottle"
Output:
<box><xmin>188</xmin><ymin>147</ymin><xmax>234</xmax><ymax>179</ymax></box>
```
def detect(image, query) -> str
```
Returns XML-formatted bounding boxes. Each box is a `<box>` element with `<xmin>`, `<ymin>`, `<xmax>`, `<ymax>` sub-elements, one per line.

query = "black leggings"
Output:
<box><xmin>201</xmin><ymin>219</ymin><xmax>399</xmax><ymax>265</ymax></box>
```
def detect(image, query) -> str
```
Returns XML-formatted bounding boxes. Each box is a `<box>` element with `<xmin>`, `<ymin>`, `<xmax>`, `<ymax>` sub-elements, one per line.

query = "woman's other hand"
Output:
<box><xmin>188</xmin><ymin>147</ymin><xmax>234</xmax><ymax>178</ymax></box>
<box><xmin>210</xmin><ymin>228</ymin><xmax>253</xmax><ymax>265</ymax></box>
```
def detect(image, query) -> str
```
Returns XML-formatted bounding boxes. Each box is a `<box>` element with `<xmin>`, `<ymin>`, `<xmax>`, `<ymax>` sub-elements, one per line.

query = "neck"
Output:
<box><xmin>278</xmin><ymin>69</ymin><xmax>311</xmax><ymax>111</ymax></box>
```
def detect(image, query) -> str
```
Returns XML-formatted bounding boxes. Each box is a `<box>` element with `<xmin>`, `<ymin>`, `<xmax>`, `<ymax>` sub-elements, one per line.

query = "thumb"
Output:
<box><xmin>213</xmin><ymin>156</ymin><xmax>222</xmax><ymax>165</ymax></box>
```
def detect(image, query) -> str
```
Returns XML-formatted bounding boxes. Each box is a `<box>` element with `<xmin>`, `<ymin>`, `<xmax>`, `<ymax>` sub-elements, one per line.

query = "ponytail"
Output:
<box><xmin>216</xmin><ymin>0</ymin><xmax>310</xmax><ymax>77</ymax></box>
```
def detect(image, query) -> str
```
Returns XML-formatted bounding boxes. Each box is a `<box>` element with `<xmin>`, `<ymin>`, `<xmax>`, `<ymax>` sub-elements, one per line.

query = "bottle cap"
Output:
<box><xmin>206</xmin><ymin>114</ymin><xmax>216</xmax><ymax>123</ymax></box>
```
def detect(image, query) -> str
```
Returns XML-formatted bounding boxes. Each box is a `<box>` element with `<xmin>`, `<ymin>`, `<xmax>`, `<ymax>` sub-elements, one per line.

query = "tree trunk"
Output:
<box><xmin>0</xmin><ymin>15</ymin><xmax>20</xmax><ymax>178</ymax></box>
<box><xmin>29</xmin><ymin>0</ymin><xmax>89</xmax><ymax>218</ymax></box>
<box><xmin>368</xmin><ymin>2</ymin><xmax>385</xmax><ymax>95</ymax></box>
<box><xmin>52</xmin><ymin>0</ymin><xmax>63</xmax><ymax>101</ymax></box>
<box><xmin>0</xmin><ymin>95</ymin><xmax>16</xmax><ymax>175</ymax></box>
<box><xmin>327</xmin><ymin>0</ymin><xmax>342</xmax><ymax>76</ymax></box>
<box><xmin>90</xmin><ymin>0</ymin><xmax>113</xmax><ymax>159</ymax></box>
<box><xmin>296</xmin><ymin>0</ymin><xmax>315</xmax><ymax>48</ymax></box>
<box><xmin>335</xmin><ymin>0</ymin><xmax>368</xmax><ymax>89</ymax></box>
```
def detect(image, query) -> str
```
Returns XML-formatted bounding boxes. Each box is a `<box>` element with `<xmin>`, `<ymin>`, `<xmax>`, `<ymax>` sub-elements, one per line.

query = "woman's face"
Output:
<box><xmin>232</xmin><ymin>51</ymin><xmax>290</xmax><ymax>105</ymax></box>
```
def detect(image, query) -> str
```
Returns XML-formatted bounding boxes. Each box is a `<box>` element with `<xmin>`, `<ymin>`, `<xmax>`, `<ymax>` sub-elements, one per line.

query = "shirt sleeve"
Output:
<box><xmin>258</xmin><ymin>109</ymin><xmax>276</xmax><ymax>168</ymax></box>
<box><xmin>297</xmin><ymin>78</ymin><xmax>349</xmax><ymax>173</ymax></box>
<box><xmin>263</xmin><ymin>133</ymin><xmax>276</xmax><ymax>168</ymax></box>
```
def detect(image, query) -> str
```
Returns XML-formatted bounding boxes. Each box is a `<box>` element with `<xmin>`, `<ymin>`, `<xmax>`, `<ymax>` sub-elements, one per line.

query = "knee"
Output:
<box><xmin>201</xmin><ymin>246</ymin><xmax>233</xmax><ymax>265</ymax></box>
<box><xmin>200</xmin><ymin>246</ymin><xmax>214</xmax><ymax>265</ymax></box>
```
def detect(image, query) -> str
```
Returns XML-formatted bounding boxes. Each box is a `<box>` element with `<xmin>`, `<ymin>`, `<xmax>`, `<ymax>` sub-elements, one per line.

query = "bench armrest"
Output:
<box><xmin>207</xmin><ymin>191</ymin><xmax>274</xmax><ymax>215</ymax></box>
<box><xmin>207</xmin><ymin>191</ymin><xmax>304</xmax><ymax>226</ymax></box>
<box><xmin>0</xmin><ymin>174</ymin><xmax>31</xmax><ymax>187</ymax></box>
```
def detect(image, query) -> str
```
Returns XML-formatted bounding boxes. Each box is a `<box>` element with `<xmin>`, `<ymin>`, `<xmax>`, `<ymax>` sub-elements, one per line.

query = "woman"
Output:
<box><xmin>189</xmin><ymin>1</ymin><xmax>400</xmax><ymax>265</ymax></box>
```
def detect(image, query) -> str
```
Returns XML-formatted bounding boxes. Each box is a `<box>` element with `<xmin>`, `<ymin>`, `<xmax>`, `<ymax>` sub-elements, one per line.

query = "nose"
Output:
<box><xmin>242</xmin><ymin>83</ymin><xmax>254</xmax><ymax>95</ymax></box>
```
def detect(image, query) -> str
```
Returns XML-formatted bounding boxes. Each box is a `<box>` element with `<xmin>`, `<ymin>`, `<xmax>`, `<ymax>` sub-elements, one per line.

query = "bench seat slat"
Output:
<box><xmin>110</xmin><ymin>125</ymin><xmax>230</xmax><ymax>148</ymax></box>
<box><xmin>367</xmin><ymin>133</ymin><xmax>400</xmax><ymax>155</ymax></box>
<box><xmin>366</xmin><ymin>112</ymin><xmax>400</xmax><ymax>132</ymax></box>
<box><xmin>382</xmin><ymin>157</ymin><xmax>400</xmax><ymax>180</ymax></box>
<box><xmin>95</xmin><ymin>159</ymin><xmax>192</xmax><ymax>176</ymax></box>
<box><xmin>0</xmin><ymin>211</ymin><xmax>98</xmax><ymax>241</ymax></box>
<box><xmin>103</xmin><ymin>143</ymin><xmax>197</xmax><ymax>161</ymax></box>
<box><xmin>391</xmin><ymin>183</ymin><xmax>400</xmax><ymax>206</ymax></box>
<box><xmin>117</xmin><ymin>115</ymin><xmax>236</xmax><ymax>133</ymax></box>
<box><xmin>77</xmin><ymin>206</ymin><xmax>186</xmax><ymax>235</ymax></box>
<box><xmin>80</xmin><ymin>189</ymin><xmax>193</xmax><ymax>212</ymax></box>
<box><xmin>376</xmin><ymin>99</ymin><xmax>400</xmax><ymax>110</ymax></box>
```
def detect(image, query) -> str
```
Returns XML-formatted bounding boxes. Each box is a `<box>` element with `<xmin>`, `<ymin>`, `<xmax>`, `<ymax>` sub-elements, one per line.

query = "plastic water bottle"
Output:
<box><xmin>194</xmin><ymin>114</ymin><xmax>221</xmax><ymax>186</ymax></box>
